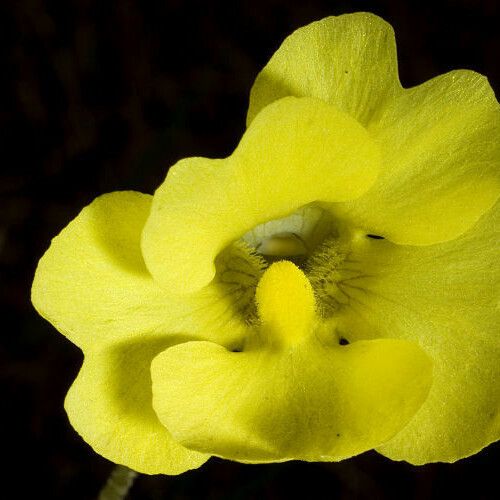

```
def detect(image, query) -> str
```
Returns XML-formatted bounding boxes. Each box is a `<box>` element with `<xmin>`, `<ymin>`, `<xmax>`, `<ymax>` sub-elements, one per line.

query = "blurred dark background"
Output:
<box><xmin>1</xmin><ymin>0</ymin><xmax>499</xmax><ymax>498</ymax></box>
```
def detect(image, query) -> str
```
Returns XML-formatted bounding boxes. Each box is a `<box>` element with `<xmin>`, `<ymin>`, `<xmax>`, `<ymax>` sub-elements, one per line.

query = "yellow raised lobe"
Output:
<box><xmin>255</xmin><ymin>261</ymin><xmax>316</xmax><ymax>346</ymax></box>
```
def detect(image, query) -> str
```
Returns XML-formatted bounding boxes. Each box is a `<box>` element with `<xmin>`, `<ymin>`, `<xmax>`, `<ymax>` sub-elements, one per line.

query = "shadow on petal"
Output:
<box><xmin>89</xmin><ymin>191</ymin><xmax>152</xmax><ymax>277</ymax></box>
<box><xmin>65</xmin><ymin>332</ymin><xmax>210</xmax><ymax>474</ymax></box>
<box><xmin>106</xmin><ymin>333</ymin><xmax>202</xmax><ymax>423</ymax></box>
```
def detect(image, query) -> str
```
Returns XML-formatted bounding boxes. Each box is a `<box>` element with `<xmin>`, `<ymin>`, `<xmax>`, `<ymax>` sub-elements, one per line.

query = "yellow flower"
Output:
<box><xmin>32</xmin><ymin>12</ymin><xmax>499</xmax><ymax>474</ymax></box>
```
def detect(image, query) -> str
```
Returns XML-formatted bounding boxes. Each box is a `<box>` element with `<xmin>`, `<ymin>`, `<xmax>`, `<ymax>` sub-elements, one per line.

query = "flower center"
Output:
<box><xmin>213</xmin><ymin>203</ymin><xmax>383</xmax><ymax>336</ymax></box>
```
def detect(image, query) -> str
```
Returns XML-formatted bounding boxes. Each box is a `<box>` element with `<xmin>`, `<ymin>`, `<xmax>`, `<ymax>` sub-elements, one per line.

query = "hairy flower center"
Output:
<box><xmin>213</xmin><ymin>201</ymin><xmax>388</xmax><ymax>350</ymax></box>
<box><xmin>213</xmin><ymin>203</ymin><xmax>364</xmax><ymax>327</ymax></box>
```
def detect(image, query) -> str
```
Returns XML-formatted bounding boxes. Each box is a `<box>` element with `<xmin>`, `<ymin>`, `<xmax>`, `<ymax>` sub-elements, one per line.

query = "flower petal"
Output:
<box><xmin>32</xmin><ymin>191</ymin><xmax>248</xmax><ymax>349</ymax></box>
<box><xmin>248</xmin><ymin>13</ymin><xmax>500</xmax><ymax>245</ymax></box>
<box><xmin>334</xmin><ymin>70</ymin><xmax>500</xmax><ymax>245</ymax></box>
<box><xmin>335</xmin><ymin>203</ymin><xmax>500</xmax><ymax>463</ymax></box>
<box><xmin>142</xmin><ymin>96</ymin><xmax>380</xmax><ymax>294</ymax></box>
<box><xmin>151</xmin><ymin>338</ymin><xmax>432</xmax><ymax>463</ymax></box>
<box><xmin>247</xmin><ymin>13</ymin><xmax>399</xmax><ymax>126</ymax></box>
<box><xmin>65</xmin><ymin>338</ymin><xmax>209</xmax><ymax>474</ymax></box>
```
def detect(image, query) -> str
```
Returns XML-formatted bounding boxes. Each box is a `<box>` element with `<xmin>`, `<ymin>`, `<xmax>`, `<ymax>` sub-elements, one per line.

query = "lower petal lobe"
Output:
<box><xmin>65</xmin><ymin>338</ymin><xmax>209</xmax><ymax>474</ymax></box>
<box><xmin>151</xmin><ymin>337</ymin><xmax>432</xmax><ymax>463</ymax></box>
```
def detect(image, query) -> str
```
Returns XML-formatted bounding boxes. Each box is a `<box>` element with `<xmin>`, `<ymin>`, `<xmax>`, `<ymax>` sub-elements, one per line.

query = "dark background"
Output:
<box><xmin>1</xmin><ymin>0</ymin><xmax>499</xmax><ymax>498</ymax></box>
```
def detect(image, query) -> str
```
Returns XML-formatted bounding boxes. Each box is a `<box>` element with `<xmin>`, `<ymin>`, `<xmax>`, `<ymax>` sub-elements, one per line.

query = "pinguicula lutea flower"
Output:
<box><xmin>32</xmin><ymin>12</ymin><xmax>499</xmax><ymax>474</ymax></box>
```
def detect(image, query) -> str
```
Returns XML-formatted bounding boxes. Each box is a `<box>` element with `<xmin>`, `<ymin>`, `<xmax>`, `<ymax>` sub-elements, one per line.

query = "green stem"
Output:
<box><xmin>98</xmin><ymin>465</ymin><xmax>138</xmax><ymax>500</ymax></box>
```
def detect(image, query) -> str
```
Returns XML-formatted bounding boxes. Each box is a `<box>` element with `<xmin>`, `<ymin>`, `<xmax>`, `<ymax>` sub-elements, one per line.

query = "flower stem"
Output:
<box><xmin>99</xmin><ymin>465</ymin><xmax>138</xmax><ymax>500</ymax></box>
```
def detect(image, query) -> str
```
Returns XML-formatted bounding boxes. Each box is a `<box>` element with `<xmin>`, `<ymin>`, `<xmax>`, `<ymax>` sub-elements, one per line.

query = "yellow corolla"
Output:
<box><xmin>32</xmin><ymin>12</ymin><xmax>499</xmax><ymax>474</ymax></box>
